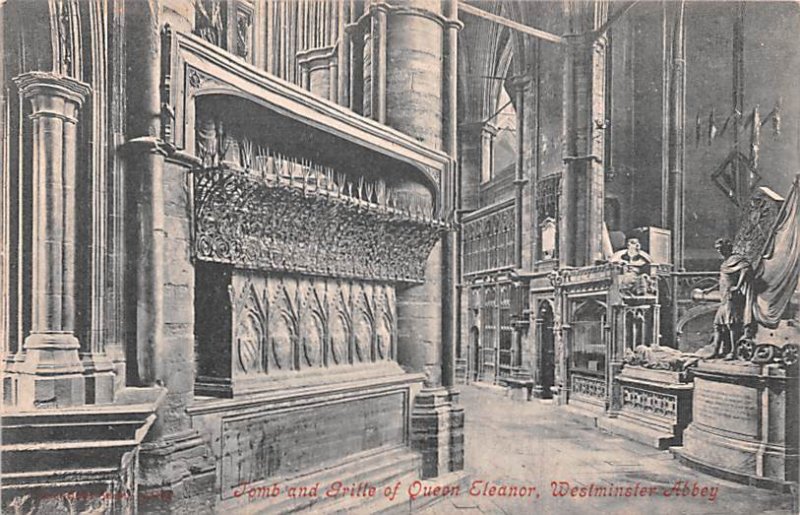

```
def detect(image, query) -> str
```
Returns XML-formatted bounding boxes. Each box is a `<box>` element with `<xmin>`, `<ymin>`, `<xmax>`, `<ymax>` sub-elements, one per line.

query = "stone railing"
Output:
<box><xmin>571</xmin><ymin>373</ymin><xmax>606</xmax><ymax>401</ymax></box>
<box><xmin>621</xmin><ymin>384</ymin><xmax>678</xmax><ymax>420</ymax></box>
<box><xmin>560</xmin><ymin>264</ymin><xmax>616</xmax><ymax>286</ymax></box>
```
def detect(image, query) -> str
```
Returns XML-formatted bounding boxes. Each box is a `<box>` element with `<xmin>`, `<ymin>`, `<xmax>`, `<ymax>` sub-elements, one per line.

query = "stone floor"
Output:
<box><xmin>419</xmin><ymin>383</ymin><xmax>798</xmax><ymax>515</ymax></box>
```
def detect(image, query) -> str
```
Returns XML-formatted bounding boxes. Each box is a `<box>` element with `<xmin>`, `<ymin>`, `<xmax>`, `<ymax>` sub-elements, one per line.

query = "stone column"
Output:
<box><xmin>550</xmin><ymin>274</ymin><xmax>569</xmax><ymax>405</ymax></box>
<box><xmin>441</xmin><ymin>0</ymin><xmax>460</xmax><ymax>391</ymax></box>
<box><xmin>458</xmin><ymin>123</ymin><xmax>482</xmax><ymax>211</ymax></box>
<box><xmin>557</xmin><ymin>323</ymin><xmax>572</xmax><ymax>406</ymax></box>
<box><xmin>667</xmin><ymin>1</ymin><xmax>686</xmax><ymax>269</ymax></box>
<box><xmin>561</xmin><ymin>31</ymin><xmax>606</xmax><ymax>268</ymax></box>
<box><xmin>385</xmin><ymin>0</ymin><xmax>463</xmax><ymax>478</ymax></box>
<box><xmin>337</xmin><ymin>0</ymin><xmax>350</xmax><ymax>107</ymax></box>
<box><xmin>370</xmin><ymin>3</ymin><xmax>388</xmax><ymax>123</ymax></box>
<box><xmin>481</xmin><ymin>123</ymin><xmax>497</xmax><ymax>183</ymax></box>
<box><xmin>11</xmin><ymin>72</ymin><xmax>90</xmax><ymax>408</ymax></box>
<box><xmin>532</xmin><ymin>310</ymin><xmax>544</xmax><ymax>397</ymax></box>
<box><xmin>442</xmin><ymin>0</ymin><xmax>464</xmax><ymax>472</ymax></box>
<box><xmin>348</xmin><ymin>25</ymin><xmax>365</xmax><ymax>115</ymax></box>
<box><xmin>384</xmin><ymin>0</ymin><xmax>443</xmax><ymax>149</ymax></box>
<box><xmin>606</xmin><ymin>312</ymin><xmax>621</xmax><ymax>414</ymax></box>
<box><xmin>510</xmin><ymin>76</ymin><xmax>528</xmax><ymax>269</ymax></box>
<box><xmin>457</xmin><ymin>122</ymin><xmax>481</xmax><ymax>387</ymax></box>
<box><xmin>125</xmin><ymin>4</ymin><xmax>216</xmax><ymax>509</ymax></box>
<box><xmin>387</xmin><ymin>0</ymin><xmax>446</xmax><ymax>380</ymax></box>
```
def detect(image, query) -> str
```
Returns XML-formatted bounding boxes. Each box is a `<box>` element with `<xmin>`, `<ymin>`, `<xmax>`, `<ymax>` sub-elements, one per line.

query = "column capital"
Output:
<box><xmin>458</xmin><ymin>121</ymin><xmax>485</xmax><ymax>136</ymax></box>
<box><xmin>507</xmin><ymin>75</ymin><xmax>531</xmax><ymax>93</ymax></box>
<box><xmin>375</xmin><ymin>1</ymin><xmax>452</xmax><ymax>28</ymax></box>
<box><xmin>369</xmin><ymin>2</ymin><xmax>391</xmax><ymax>15</ymax></box>
<box><xmin>562</xmin><ymin>31</ymin><xmax>605</xmax><ymax>49</ymax></box>
<box><xmin>444</xmin><ymin>19</ymin><xmax>464</xmax><ymax>31</ymax></box>
<box><xmin>14</xmin><ymin>72</ymin><xmax>92</xmax><ymax>108</ymax></box>
<box><xmin>443</xmin><ymin>0</ymin><xmax>464</xmax><ymax>32</ymax></box>
<box><xmin>482</xmin><ymin>123</ymin><xmax>499</xmax><ymax>138</ymax></box>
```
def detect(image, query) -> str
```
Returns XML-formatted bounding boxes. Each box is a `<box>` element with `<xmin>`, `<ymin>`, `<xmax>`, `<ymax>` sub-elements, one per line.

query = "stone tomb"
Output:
<box><xmin>674</xmin><ymin>360</ymin><xmax>798</xmax><ymax>489</ymax></box>
<box><xmin>599</xmin><ymin>366</ymin><xmax>693</xmax><ymax>449</ymax></box>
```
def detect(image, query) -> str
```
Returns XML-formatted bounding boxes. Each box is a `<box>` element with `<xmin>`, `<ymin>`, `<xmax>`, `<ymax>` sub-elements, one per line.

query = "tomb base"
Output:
<box><xmin>599</xmin><ymin>366</ymin><xmax>693</xmax><ymax>449</ymax></box>
<box><xmin>672</xmin><ymin>361</ymin><xmax>798</xmax><ymax>491</ymax></box>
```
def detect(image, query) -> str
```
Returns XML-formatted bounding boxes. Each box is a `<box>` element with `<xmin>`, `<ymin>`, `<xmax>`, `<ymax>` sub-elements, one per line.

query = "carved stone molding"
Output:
<box><xmin>622</xmin><ymin>385</ymin><xmax>678</xmax><ymax>420</ymax></box>
<box><xmin>161</xmin><ymin>28</ymin><xmax>451</xmax><ymax>197</ymax></box>
<box><xmin>14</xmin><ymin>72</ymin><xmax>92</xmax><ymax>112</ymax></box>
<box><xmin>195</xmin><ymin>267</ymin><xmax>398</xmax><ymax>397</ymax></box>
<box><xmin>571</xmin><ymin>373</ymin><xmax>606</xmax><ymax>400</ymax></box>
<box><xmin>462</xmin><ymin>202</ymin><xmax>515</xmax><ymax>276</ymax></box>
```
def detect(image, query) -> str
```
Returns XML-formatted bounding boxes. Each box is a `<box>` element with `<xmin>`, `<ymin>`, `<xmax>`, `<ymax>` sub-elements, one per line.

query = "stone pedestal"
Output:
<box><xmin>411</xmin><ymin>387</ymin><xmax>465</xmax><ymax>478</ymax></box>
<box><xmin>137</xmin><ymin>429</ymin><xmax>216</xmax><ymax>513</ymax></box>
<box><xmin>673</xmin><ymin>361</ymin><xmax>798</xmax><ymax>490</ymax></box>
<box><xmin>569</xmin><ymin>372</ymin><xmax>607</xmax><ymax>416</ymax></box>
<box><xmin>8</xmin><ymin>73</ymin><xmax>91</xmax><ymax>409</ymax></box>
<box><xmin>599</xmin><ymin>366</ymin><xmax>693</xmax><ymax>449</ymax></box>
<box><xmin>1</xmin><ymin>387</ymin><xmax>165</xmax><ymax>513</ymax></box>
<box><xmin>448</xmin><ymin>389</ymin><xmax>465</xmax><ymax>472</ymax></box>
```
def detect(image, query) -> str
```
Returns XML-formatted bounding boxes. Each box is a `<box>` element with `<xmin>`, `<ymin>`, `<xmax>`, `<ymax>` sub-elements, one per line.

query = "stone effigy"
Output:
<box><xmin>623</xmin><ymin>343</ymin><xmax>711</xmax><ymax>372</ymax></box>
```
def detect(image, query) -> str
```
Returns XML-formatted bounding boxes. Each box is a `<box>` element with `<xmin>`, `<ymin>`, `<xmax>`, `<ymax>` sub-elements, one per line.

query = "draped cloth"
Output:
<box><xmin>752</xmin><ymin>175</ymin><xmax>800</xmax><ymax>329</ymax></box>
<box><xmin>717</xmin><ymin>254</ymin><xmax>751</xmax><ymax>326</ymax></box>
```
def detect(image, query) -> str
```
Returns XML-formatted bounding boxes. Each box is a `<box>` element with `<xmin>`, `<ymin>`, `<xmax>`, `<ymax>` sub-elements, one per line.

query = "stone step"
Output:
<box><xmin>2</xmin><ymin>418</ymin><xmax>145</xmax><ymax>444</ymax></box>
<box><xmin>2</xmin><ymin>441</ymin><xmax>133</xmax><ymax>474</ymax></box>
<box><xmin>321</xmin><ymin>463</ymin><xmax>419</xmax><ymax>514</ymax></box>
<box><xmin>1</xmin><ymin>387</ymin><xmax>163</xmax><ymax>511</ymax></box>
<box><xmin>323</xmin><ymin>468</ymin><xmax>469</xmax><ymax>514</ymax></box>
<box><xmin>2</xmin><ymin>388</ymin><xmax>163</xmax><ymax>446</ymax></box>
<box><xmin>1</xmin><ymin>466</ymin><xmax>121</xmax><ymax>489</ymax></box>
<box><xmin>225</xmin><ymin>446</ymin><xmax>421</xmax><ymax>514</ymax></box>
<box><xmin>598</xmin><ymin>415</ymin><xmax>678</xmax><ymax>450</ymax></box>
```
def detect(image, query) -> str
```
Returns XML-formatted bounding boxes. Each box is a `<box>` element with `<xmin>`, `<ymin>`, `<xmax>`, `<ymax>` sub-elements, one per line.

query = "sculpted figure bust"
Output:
<box><xmin>612</xmin><ymin>238</ymin><xmax>655</xmax><ymax>296</ymax></box>
<box><xmin>619</xmin><ymin>238</ymin><xmax>650</xmax><ymax>275</ymax></box>
<box><xmin>196</xmin><ymin>0</ymin><xmax>225</xmax><ymax>47</ymax></box>
<box><xmin>705</xmin><ymin>238</ymin><xmax>751</xmax><ymax>359</ymax></box>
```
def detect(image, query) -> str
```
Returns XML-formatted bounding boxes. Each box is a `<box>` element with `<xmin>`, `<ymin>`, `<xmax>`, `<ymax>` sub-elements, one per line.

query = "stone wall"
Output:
<box><xmin>189</xmin><ymin>376</ymin><xmax>417</xmax><ymax>501</ymax></box>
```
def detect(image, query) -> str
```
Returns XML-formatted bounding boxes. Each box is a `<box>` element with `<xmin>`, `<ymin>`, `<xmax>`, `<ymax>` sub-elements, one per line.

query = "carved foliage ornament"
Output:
<box><xmin>226</xmin><ymin>273</ymin><xmax>396</xmax><ymax>378</ymax></box>
<box><xmin>231</xmin><ymin>277</ymin><xmax>267</xmax><ymax>374</ymax></box>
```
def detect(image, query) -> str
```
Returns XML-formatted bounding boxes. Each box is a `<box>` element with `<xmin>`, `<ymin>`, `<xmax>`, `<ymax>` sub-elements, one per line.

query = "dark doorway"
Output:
<box><xmin>538</xmin><ymin>302</ymin><xmax>555</xmax><ymax>399</ymax></box>
<box><xmin>470</xmin><ymin>327</ymin><xmax>480</xmax><ymax>382</ymax></box>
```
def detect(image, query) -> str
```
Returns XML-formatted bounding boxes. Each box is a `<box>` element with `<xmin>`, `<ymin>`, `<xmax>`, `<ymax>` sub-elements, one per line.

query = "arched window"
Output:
<box><xmin>491</xmin><ymin>86</ymin><xmax>517</xmax><ymax>180</ymax></box>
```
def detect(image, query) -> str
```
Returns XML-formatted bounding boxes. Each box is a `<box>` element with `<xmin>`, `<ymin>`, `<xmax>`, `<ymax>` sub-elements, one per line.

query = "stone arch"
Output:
<box><xmin>486</xmin><ymin>27</ymin><xmax>514</xmax><ymax>121</ymax></box>
<box><xmin>536</xmin><ymin>299</ymin><xmax>556</xmax><ymax>398</ymax></box>
<box><xmin>676</xmin><ymin>304</ymin><xmax>717</xmax><ymax>353</ymax></box>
